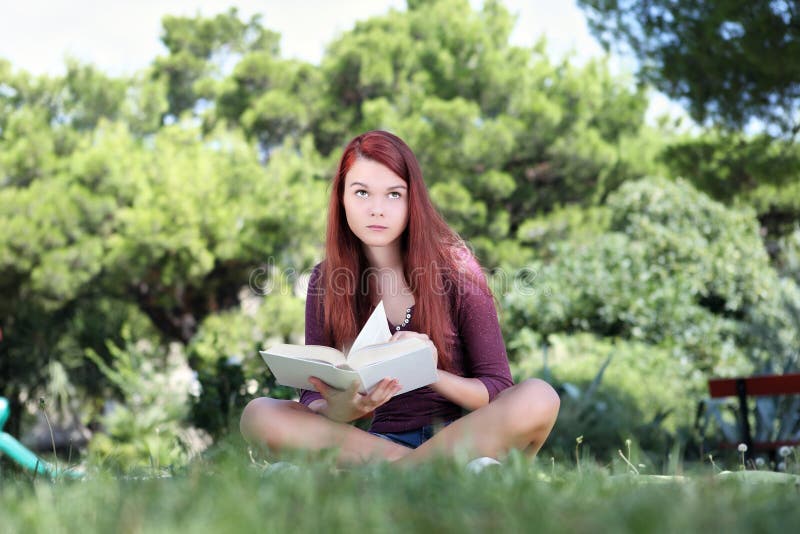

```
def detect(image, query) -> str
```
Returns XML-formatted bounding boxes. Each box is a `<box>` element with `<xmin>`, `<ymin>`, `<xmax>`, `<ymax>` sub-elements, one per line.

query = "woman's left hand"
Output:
<box><xmin>390</xmin><ymin>330</ymin><xmax>438</xmax><ymax>368</ymax></box>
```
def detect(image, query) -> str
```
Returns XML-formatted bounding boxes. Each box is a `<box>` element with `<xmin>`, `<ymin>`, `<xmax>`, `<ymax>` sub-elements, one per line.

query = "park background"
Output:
<box><xmin>1</xmin><ymin>0</ymin><xmax>799</xmax><ymax>476</ymax></box>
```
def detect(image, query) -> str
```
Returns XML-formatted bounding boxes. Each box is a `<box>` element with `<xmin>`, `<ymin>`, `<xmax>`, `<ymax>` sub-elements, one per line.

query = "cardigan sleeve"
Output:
<box><xmin>456</xmin><ymin>266</ymin><xmax>514</xmax><ymax>401</ymax></box>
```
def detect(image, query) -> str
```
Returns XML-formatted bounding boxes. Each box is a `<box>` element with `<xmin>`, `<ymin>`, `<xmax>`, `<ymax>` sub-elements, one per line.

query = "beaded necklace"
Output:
<box><xmin>394</xmin><ymin>305</ymin><xmax>413</xmax><ymax>331</ymax></box>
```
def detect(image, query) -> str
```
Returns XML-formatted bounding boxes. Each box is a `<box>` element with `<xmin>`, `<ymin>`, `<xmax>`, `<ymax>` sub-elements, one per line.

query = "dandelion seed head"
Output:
<box><xmin>779</xmin><ymin>446</ymin><xmax>792</xmax><ymax>458</ymax></box>
<box><xmin>755</xmin><ymin>457</ymin><xmax>765</xmax><ymax>468</ymax></box>
<box><xmin>737</xmin><ymin>443</ymin><xmax>748</xmax><ymax>453</ymax></box>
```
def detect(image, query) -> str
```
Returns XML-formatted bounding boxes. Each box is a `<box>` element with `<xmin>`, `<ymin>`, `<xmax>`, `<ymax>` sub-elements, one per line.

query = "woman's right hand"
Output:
<box><xmin>308</xmin><ymin>376</ymin><xmax>401</xmax><ymax>423</ymax></box>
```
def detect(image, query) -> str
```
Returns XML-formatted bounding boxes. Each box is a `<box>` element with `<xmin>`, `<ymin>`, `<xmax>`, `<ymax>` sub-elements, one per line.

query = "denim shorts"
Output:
<box><xmin>369</xmin><ymin>421</ymin><xmax>453</xmax><ymax>449</ymax></box>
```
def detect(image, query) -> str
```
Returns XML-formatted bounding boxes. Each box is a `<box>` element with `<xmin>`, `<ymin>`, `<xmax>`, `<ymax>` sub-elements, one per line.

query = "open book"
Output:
<box><xmin>260</xmin><ymin>301</ymin><xmax>438</xmax><ymax>396</ymax></box>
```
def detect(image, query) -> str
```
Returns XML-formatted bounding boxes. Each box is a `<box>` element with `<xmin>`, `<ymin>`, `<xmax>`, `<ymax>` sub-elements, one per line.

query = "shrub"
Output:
<box><xmin>86</xmin><ymin>330</ymin><xmax>210</xmax><ymax>472</ymax></box>
<box><xmin>512</xmin><ymin>332</ymin><xmax>697</xmax><ymax>462</ymax></box>
<box><xmin>503</xmin><ymin>177</ymin><xmax>800</xmax><ymax>377</ymax></box>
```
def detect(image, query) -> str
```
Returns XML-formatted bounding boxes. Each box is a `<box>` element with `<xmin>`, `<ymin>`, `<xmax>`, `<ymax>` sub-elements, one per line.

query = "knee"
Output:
<box><xmin>512</xmin><ymin>379</ymin><xmax>560</xmax><ymax>427</ymax></box>
<box><xmin>524</xmin><ymin>378</ymin><xmax>560</xmax><ymax>414</ymax></box>
<box><xmin>239</xmin><ymin>397</ymin><xmax>294</xmax><ymax>446</ymax></box>
<box><xmin>239</xmin><ymin>397</ymin><xmax>268</xmax><ymax>442</ymax></box>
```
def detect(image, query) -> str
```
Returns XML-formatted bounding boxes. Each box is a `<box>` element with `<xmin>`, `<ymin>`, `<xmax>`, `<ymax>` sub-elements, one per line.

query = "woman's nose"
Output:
<box><xmin>370</xmin><ymin>199</ymin><xmax>384</xmax><ymax>216</ymax></box>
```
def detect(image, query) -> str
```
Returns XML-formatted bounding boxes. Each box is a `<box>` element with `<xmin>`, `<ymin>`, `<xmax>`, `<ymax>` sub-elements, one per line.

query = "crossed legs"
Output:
<box><xmin>239</xmin><ymin>379</ymin><xmax>560</xmax><ymax>465</ymax></box>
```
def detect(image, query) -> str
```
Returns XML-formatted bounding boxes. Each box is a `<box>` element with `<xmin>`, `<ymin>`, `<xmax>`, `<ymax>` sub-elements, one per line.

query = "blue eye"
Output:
<box><xmin>355</xmin><ymin>190</ymin><xmax>368</xmax><ymax>198</ymax></box>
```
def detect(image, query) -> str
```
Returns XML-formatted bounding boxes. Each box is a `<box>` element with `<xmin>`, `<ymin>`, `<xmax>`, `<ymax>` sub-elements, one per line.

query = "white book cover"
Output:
<box><xmin>260</xmin><ymin>301</ymin><xmax>437</xmax><ymax>395</ymax></box>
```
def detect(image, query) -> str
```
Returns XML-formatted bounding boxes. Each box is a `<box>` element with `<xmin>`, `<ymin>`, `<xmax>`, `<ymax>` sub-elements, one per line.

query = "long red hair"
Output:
<box><xmin>315</xmin><ymin>130</ymin><xmax>491</xmax><ymax>371</ymax></box>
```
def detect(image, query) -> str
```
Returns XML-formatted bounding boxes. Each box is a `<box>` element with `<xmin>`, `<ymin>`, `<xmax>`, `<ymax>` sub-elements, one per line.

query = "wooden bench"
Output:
<box><xmin>707</xmin><ymin>373</ymin><xmax>800</xmax><ymax>460</ymax></box>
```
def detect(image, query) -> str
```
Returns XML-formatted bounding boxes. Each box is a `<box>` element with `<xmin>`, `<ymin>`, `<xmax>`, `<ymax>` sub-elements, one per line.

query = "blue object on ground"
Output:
<box><xmin>0</xmin><ymin>396</ymin><xmax>83</xmax><ymax>479</ymax></box>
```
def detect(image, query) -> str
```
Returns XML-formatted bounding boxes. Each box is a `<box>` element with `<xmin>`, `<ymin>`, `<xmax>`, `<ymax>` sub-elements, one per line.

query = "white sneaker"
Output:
<box><xmin>466</xmin><ymin>457</ymin><xmax>501</xmax><ymax>473</ymax></box>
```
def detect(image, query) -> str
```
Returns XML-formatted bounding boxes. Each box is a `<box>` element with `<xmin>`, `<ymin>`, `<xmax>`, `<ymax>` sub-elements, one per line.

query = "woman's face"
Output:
<box><xmin>342</xmin><ymin>158</ymin><xmax>409</xmax><ymax>250</ymax></box>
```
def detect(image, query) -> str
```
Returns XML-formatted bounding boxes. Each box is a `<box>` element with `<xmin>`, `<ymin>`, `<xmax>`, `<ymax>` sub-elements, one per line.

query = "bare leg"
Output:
<box><xmin>398</xmin><ymin>379</ymin><xmax>560</xmax><ymax>464</ymax></box>
<box><xmin>239</xmin><ymin>397</ymin><xmax>411</xmax><ymax>465</ymax></box>
<box><xmin>240</xmin><ymin>378</ymin><xmax>559</xmax><ymax>466</ymax></box>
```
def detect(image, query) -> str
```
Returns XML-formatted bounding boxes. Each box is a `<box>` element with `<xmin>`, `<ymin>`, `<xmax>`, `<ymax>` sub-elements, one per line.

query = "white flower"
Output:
<box><xmin>755</xmin><ymin>457</ymin><xmax>765</xmax><ymax>468</ymax></box>
<box><xmin>239</xmin><ymin>287</ymin><xmax>261</xmax><ymax>317</ymax></box>
<box><xmin>778</xmin><ymin>462</ymin><xmax>786</xmax><ymax>472</ymax></box>
<box><xmin>188</xmin><ymin>371</ymin><xmax>202</xmax><ymax>398</ymax></box>
<box><xmin>135</xmin><ymin>339</ymin><xmax>154</xmax><ymax>354</ymax></box>
<box><xmin>178</xmin><ymin>426</ymin><xmax>213</xmax><ymax>459</ymax></box>
<box><xmin>779</xmin><ymin>446</ymin><xmax>792</xmax><ymax>458</ymax></box>
<box><xmin>737</xmin><ymin>443</ymin><xmax>748</xmax><ymax>453</ymax></box>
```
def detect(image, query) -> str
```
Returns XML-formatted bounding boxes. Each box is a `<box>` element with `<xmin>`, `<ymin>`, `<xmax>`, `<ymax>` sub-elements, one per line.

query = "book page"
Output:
<box><xmin>262</xmin><ymin>344</ymin><xmax>346</xmax><ymax>366</ymax></box>
<box><xmin>347</xmin><ymin>301</ymin><xmax>392</xmax><ymax>356</ymax></box>
<box><xmin>348</xmin><ymin>337</ymin><xmax>428</xmax><ymax>369</ymax></box>
<box><xmin>356</xmin><ymin>342</ymin><xmax>437</xmax><ymax>396</ymax></box>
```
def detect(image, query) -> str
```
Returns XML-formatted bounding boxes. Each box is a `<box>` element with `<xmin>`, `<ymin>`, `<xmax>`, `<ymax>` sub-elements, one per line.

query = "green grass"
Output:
<box><xmin>2</xmin><ymin>444</ymin><xmax>800</xmax><ymax>533</ymax></box>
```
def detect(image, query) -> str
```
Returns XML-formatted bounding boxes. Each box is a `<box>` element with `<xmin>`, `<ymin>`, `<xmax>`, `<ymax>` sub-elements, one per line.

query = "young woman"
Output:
<box><xmin>240</xmin><ymin>130</ymin><xmax>559</xmax><ymax>465</ymax></box>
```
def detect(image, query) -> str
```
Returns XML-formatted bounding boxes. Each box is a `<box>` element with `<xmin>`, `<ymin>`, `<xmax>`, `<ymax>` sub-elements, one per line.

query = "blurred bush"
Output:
<box><xmin>86</xmin><ymin>329</ymin><xmax>210</xmax><ymax>472</ymax></box>
<box><xmin>511</xmin><ymin>332</ymin><xmax>696</xmax><ymax>461</ymax></box>
<box><xmin>503</xmin><ymin>177</ymin><xmax>800</xmax><ymax>377</ymax></box>
<box><xmin>187</xmin><ymin>279</ymin><xmax>306</xmax><ymax>435</ymax></box>
<box><xmin>502</xmin><ymin>177</ymin><xmax>800</xmax><ymax>460</ymax></box>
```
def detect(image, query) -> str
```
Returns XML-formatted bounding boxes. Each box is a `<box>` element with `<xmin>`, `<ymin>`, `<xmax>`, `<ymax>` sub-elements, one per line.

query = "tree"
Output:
<box><xmin>312</xmin><ymin>0</ymin><xmax>664</xmax><ymax>267</ymax></box>
<box><xmin>577</xmin><ymin>0</ymin><xmax>800</xmax><ymax>137</ymax></box>
<box><xmin>153</xmin><ymin>8</ymin><xmax>280</xmax><ymax>119</ymax></box>
<box><xmin>0</xmin><ymin>116</ymin><xmax>328</xmax><ymax>435</ymax></box>
<box><xmin>212</xmin><ymin>53</ymin><xmax>322</xmax><ymax>152</ymax></box>
<box><xmin>661</xmin><ymin>129</ymin><xmax>800</xmax><ymax>238</ymax></box>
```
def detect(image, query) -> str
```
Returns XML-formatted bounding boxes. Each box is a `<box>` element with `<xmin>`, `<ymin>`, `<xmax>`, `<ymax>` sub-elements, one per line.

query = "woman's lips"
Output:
<box><xmin>367</xmin><ymin>225</ymin><xmax>388</xmax><ymax>231</ymax></box>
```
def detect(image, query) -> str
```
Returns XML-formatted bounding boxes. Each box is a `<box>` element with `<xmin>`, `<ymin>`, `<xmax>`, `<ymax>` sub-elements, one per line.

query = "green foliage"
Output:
<box><xmin>0</xmin><ymin>106</ymin><xmax>57</xmax><ymax>187</ymax></box>
<box><xmin>775</xmin><ymin>226</ymin><xmax>800</xmax><ymax>284</ymax></box>
<box><xmin>0</xmin><ymin>117</ymin><xmax>327</xmax><ymax>427</ymax></box>
<box><xmin>85</xmin><ymin>331</ymin><xmax>210</xmax><ymax>472</ymax></box>
<box><xmin>578</xmin><ymin>0</ymin><xmax>800</xmax><ymax>236</ymax></box>
<box><xmin>578</xmin><ymin>0</ymin><xmax>800</xmax><ymax>135</ymax></box>
<box><xmin>187</xmin><ymin>282</ymin><xmax>305</xmax><ymax>434</ymax></box>
<box><xmin>504</xmin><ymin>177</ymin><xmax>800</xmax><ymax>378</ymax></box>
<box><xmin>62</xmin><ymin>60</ymin><xmax>128</xmax><ymax>131</ymax></box>
<box><xmin>512</xmin><ymin>333</ymin><xmax>697</xmax><ymax>461</ymax></box>
<box><xmin>663</xmin><ymin>131</ymin><xmax>799</xmax><ymax>202</ymax></box>
<box><xmin>314</xmin><ymin>0</ymin><xmax>665</xmax><ymax>263</ymax></box>
<box><xmin>661</xmin><ymin>130</ymin><xmax>800</xmax><ymax>243</ymax></box>
<box><xmin>212</xmin><ymin>53</ymin><xmax>322</xmax><ymax>149</ymax></box>
<box><xmin>503</xmin><ymin>177</ymin><xmax>800</xmax><ymax>460</ymax></box>
<box><xmin>153</xmin><ymin>8</ymin><xmax>280</xmax><ymax>118</ymax></box>
<box><xmin>516</xmin><ymin>204</ymin><xmax>612</xmax><ymax>258</ymax></box>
